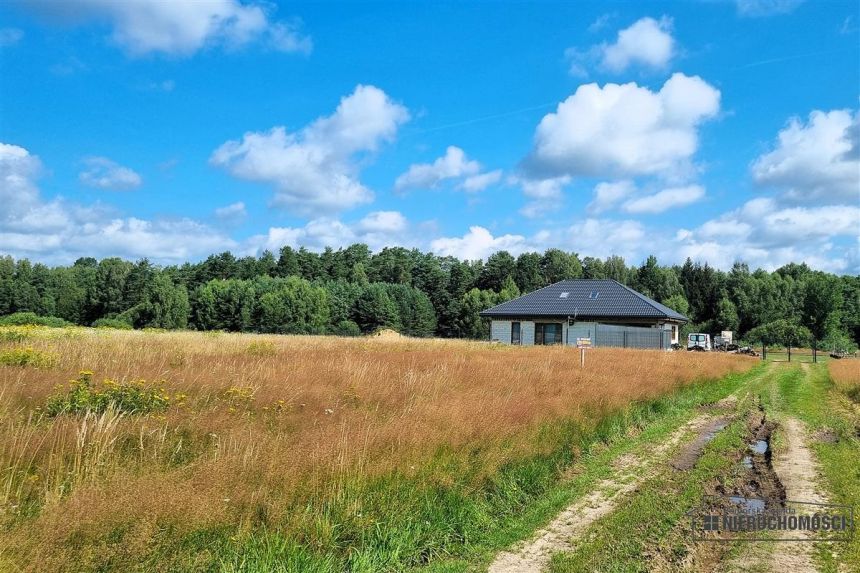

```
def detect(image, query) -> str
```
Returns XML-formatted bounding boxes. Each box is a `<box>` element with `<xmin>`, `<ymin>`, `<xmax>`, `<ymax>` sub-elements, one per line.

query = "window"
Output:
<box><xmin>588</xmin><ymin>291</ymin><xmax>600</xmax><ymax>299</ymax></box>
<box><xmin>511</xmin><ymin>321</ymin><xmax>521</xmax><ymax>345</ymax></box>
<box><xmin>535</xmin><ymin>323</ymin><xmax>563</xmax><ymax>345</ymax></box>
<box><xmin>559</xmin><ymin>292</ymin><xmax>569</xmax><ymax>298</ymax></box>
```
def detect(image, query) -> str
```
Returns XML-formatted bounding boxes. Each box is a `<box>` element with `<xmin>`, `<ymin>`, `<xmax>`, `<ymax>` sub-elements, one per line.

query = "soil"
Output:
<box><xmin>488</xmin><ymin>413</ymin><xmax>722</xmax><ymax>573</ymax></box>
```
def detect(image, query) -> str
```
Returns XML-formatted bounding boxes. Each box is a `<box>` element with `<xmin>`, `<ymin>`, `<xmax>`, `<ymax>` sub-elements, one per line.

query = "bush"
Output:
<box><xmin>45</xmin><ymin>371</ymin><xmax>170</xmax><ymax>416</ymax></box>
<box><xmin>246</xmin><ymin>341</ymin><xmax>276</xmax><ymax>356</ymax></box>
<box><xmin>0</xmin><ymin>327</ymin><xmax>29</xmax><ymax>343</ymax></box>
<box><xmin>330</xmin><ymin>320</ymin><xmax>361</xmax><ymax>337</ymax></box>
<box><xmin>92</xmin><ymin>318</ymin><xmax>133</xmax><ymax>330</ymax></box>
<box><xmin>0</xmin><ymin>347</ymin><xmax>57</xmax><ymax>368</ymax></box>
<box><xmin>0</xmin><ymin>312</ymin><xmax>70</xmax><ymax>328</ymax></box>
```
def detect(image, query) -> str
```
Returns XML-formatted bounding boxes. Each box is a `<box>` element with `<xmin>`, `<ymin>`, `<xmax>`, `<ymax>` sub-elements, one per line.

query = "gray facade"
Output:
<box><xmin>490</xmin><ymin>319</ymin><xmax>673</xmax><ymax>350</ymax></box>
<box><xmin>481</xmin><ymin>279</ymin><xmax>686</xmax><ymax>351</ymax></box>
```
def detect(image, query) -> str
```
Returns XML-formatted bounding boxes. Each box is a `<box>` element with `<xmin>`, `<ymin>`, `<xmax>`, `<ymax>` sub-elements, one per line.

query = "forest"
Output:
<box><xmin>0</xmin><ymin>245</ymin><xmax>857</xmax><ymax>350</ymax></box>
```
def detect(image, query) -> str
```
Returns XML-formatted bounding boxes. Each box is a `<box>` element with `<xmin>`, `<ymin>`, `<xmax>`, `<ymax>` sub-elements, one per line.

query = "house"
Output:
<box><xmin>479</xmin><ymin>279</ymin><xmax>688</xmax><ymax>349</ymax></box>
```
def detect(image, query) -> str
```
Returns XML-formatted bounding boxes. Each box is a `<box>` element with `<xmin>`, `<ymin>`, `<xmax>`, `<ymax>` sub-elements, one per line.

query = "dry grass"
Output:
<box><xmin>829</xmin><ymin>359</ymin><xmax>860</xmax><ymax>400</ymax></box>
<box><xmin>0</xmin><ymin>328</ymin><xmax>755</xmax><ymax>571</ymax></box>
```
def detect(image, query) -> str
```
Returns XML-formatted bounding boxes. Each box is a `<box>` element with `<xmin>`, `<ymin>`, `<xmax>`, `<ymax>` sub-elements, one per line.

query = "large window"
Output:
<box><xmin>511</xmin><ymin>321</ymin><xmax>521</xmax><ymax>345</ymax></box>
<box><xmin>535</xmin><ymin>322</ymin><xmax>563</xmax><ymax>345</ymax></box>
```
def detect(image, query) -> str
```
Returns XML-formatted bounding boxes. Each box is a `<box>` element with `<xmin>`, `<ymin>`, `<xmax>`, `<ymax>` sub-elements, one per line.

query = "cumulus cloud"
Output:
<box><xmin>249</xmin><ymin>210</ymin><xmax>412</xmax><ymax>254</ymax></box>
<box><xmin>751</xmin><ymin>109</ymin><xmax>859</xmax><ymax>202</ymax></box>
<box><xmin>78</xmin><ymin>156</ymin><xmax>142</xmax><ymax>190</ymax></box>
<box><xmin>394</xmin><ymin>146</ymin><xmax>501</xmax><ymax>193</ymax></box>
<box><xmin>459</xmin><ymin>170</ymin><xmax>503</xmax><ymax>193</ymax></box>
<box><xmin>430</xmin><ymin>226</ymin><xmax>534</xmax><ymax>260</ymax></box>
<box><xmin>736</xmin><ymin>0</ymin><xmax>804</xmax><ymax>17</ymax></box>
<box><xmin>1</xmin><ymin>142</ymin><xmax>233</xmax><ymax>263</ymax></box>
<box><xmin>214</xmin><ymin>201</ymin><xmax>247</xmax><ymax>222</ymax></box>
<box><xmin>674</xmin><ymin>197</ymin><xmax>860</xmax><ymax>273</ymax></box>
<box><xmin>395</xmin><ymin>146</ymin><xmax>480</xmax><ymax>191</ymax></box>
<box><xmin>587</xmin><ymin>180</ymin><xmax>636</xmax><ymax>214</ymax></box>
<box><xmin>525</xmin><ymin>73</ymin><xmax>720</xmax><ymax>180</ymax></box>
<box><xmin>566</xmin><ymin>16</ymin><xmax>675</xmax><ymax>76</ymax></box>
<box><xmin>211</xmin><ymin>85</ymin><xmax>409</xmax><ymax>215</ymax></box>
<box><xmin>566</xmin><ymin>218</ymin><xmax>646</xmax><ymax>260</ymax></box>
<box><xmin>23</xmin><ymin>0</ymin><xmax>311</xmax><ymax>57</ymax></box>
<box><xmin>515</xmin><ymin>176</ymin><xmax>571</xmax><ymax>218</ymax></box>
<box><xmin>621</xmin><ymin>184</ymin><xmax>705</xmax><ymax>214</ymax></box>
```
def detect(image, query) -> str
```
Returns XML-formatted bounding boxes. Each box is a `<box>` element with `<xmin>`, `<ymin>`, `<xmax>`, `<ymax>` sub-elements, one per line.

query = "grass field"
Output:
<box><xmin>0</xmin><ymin>326</ymin><xmax>757</xmax><ymax>572</ymax></box>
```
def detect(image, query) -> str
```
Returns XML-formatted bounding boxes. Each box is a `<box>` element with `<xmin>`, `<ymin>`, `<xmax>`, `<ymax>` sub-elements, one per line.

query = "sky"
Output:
<box><xmin>0</xmin><ymin>0</ymin><xmax>858</xmax><ymax>273</ymax></box>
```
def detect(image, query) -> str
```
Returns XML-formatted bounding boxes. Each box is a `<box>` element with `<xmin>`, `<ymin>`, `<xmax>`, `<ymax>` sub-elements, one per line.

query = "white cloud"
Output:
<box><xmin>1</xmin><ymin>143</ymin><xmax>234</xmax><ymax>263</ymax></box>
<box><xmin>394</xmin><ymin>146</ymin><xmax>501</xmax><ymax>194</ymax></box>
<box><xmin>675</xmin><ymin>198</ymin><xmax>860</xmax><ymax>273</ymax></box>
<box><xmin>601</xmin><ymin>16</ymin><xmax>675</xmax><ymax>73</ymax></box>
<box><xmin>430</xmin><ymin>226</ymin><xmax>531</xmax><ymax>260</ymax></box>
<box><xmin>736</xmin><ymin>0</ymin><xmax>804</xmax><ymax>17</ymax></box>
<box><xmin>78</xmin><ymin>156</ymin><xmax>142</xmax><ymax>190</ymax></box>
<box><xmin>459</xmin><ymin>169</ymin><xmax>503</xmax><ymax>193</ymax></box>
<box><xmin>621</xmin><ymin>184</ymin><xmax>705</xmax><ymax>214</ymax></box>
<box><xmin>394</xmin><ymin>146</ymin><xmax>480</xmax><ymax>191</ymax></box>
<box><xmin>214</xmin><ymin>201</ymin><xmax>247</xmax><ymax>222</ymax></box>
<box><xmin>24</xmin><ymin>0</ymin><xmax>311</xmax><ymax>57</ymax></box>
<box><xmin>587</xmin><ymin>180</ymin><xmax>636</xmax><ymax>214</ymax></box>
<box><xmin>249</xmin><ymin>210</ymin><xmax>412</xmax><ymax>254</ymax></box>
<box><xmin>566</xmin><ymin>16</ymin><xmax>675</xmax><ymax>76</ymax></box>
<box><xmin>751</xmin><ymin>109</ymin><xmax>859</xmax><ymax>202</ymax></box>
<box><xmin>515</xmin><ymin>175</ymin><xmax>571</xmax><ymax>218</ymax></box>
<box><xmin>211</xmin><ymin>84</ymin><xmax>409</xmax><ymax>215</ymax></box>
<box><xmin>566</xmin><ymin>218</ymin><xmax>646</xmax><ymax>260</ymax></box>
<box><xmin>526</xmin><ymin>73</ymin><xmax>720</xmax><ymax>180</ymax></box>
<box><xmin>357</xmin><ymin>210</ymin><xmax>407</xmax><ymax>233</ymax></box>
<box><xmin>0</xmin><ymin>28</ymin><xmax>23</xmax><ymax>47</ymax></box>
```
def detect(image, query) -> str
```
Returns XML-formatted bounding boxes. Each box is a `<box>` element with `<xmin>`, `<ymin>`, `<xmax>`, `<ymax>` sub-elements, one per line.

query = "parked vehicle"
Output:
<box><xmin>687</xmin><ymin>333</ymin><xmax>711</xmax><ymax>351</ymax></box>
<box><xmin>714</xmin><ymin>330</ymin><xmax>735</xmax><ymax>351</ymax></box>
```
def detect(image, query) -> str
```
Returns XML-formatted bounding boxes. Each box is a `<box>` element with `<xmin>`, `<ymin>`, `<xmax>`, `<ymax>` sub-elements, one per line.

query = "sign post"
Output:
<box><xmin>576</xmin><ymin>337</ymin><xmax>592</xmax><ymax>368</ymax></box>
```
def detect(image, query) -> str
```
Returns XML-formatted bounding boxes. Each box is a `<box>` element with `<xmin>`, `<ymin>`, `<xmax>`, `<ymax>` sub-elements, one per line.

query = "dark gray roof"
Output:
<box><xmin>479</xmin><ymin>279</ymin><xmax>688</xmax><ymax>322</ymax></box>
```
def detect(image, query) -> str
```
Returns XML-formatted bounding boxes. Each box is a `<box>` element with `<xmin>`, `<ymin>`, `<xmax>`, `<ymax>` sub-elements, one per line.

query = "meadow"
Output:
<box><xmin>0</xmin><ymin>326</ymin><xmax>756</xmax><ymax>572</ymax></box>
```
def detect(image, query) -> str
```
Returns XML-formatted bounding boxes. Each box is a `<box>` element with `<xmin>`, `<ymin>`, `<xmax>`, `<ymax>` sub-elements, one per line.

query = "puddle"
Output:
<box><xmin>671</xmin><ymin>417</ymin><xmax>732</xmax><ymax>471</ymax></box>
<box><xmin>741</xmin><ymin>456</ymin><xmax>752</xmax><ymax>469</ymax></box>
<box><xmin>750</xmin><ymin>439</ymin><xmax>768</xmax><ymax>454</ymax></box>
<box><xmin>704</xmin><ymin>423</ymin><xmax>728</xmax><ymax>443</ymax></box>
<box><xmin>729</xmin><ymin>496</ymin><xmax>766</xmax><ymax>512</ymax></box>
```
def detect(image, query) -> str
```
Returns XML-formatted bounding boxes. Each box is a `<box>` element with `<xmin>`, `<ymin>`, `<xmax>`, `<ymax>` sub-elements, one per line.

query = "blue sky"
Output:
<box><xmin>1</xmin><ymin>0</ymin><xmax>858</xmax><ymax>272</ymax></box>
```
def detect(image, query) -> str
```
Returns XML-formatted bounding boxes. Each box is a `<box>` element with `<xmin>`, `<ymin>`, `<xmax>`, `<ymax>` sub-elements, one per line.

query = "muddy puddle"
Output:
<box><xmin>671</xmin><ymin>417</ymin><xmax>731</xmax><ymax>471</ymax></box>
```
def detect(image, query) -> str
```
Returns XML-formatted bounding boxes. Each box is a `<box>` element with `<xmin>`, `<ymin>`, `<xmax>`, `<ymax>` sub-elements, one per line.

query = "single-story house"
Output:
<box><xmin>479</xmin><ymin>279</ymin><xmax>688</xmax><ymax>350</ymax></box>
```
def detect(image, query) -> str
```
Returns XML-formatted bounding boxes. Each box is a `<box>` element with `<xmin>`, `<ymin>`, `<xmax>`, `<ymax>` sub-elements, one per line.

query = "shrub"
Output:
<box><xmin>92</xmin><ymin>318</ymin><xmax>134</xmax><ymax>330</ymax></box>
<box><xmin>330</xmin><ymin>320</ymin><xmax>361</xmax><ymax>337</ymax></box>
<box><xmin>0</xmin><ymin>312</ymin><xmax>70</xmax><ymax>328</ymax></box>
<box><xmin>246</xmin><ymin>341</ymin><xmax>276</xmax><ymax>356</ymax></box>
<box><xmin>0</xmin><ymin>327</ymin><xmax>29</xmax><ymax>343</ymax></box>
<box><xmin>45</xmin><ymin>371</ymin><xmax>170</xmax><ymax>416</ymax></box>
<box><xmin>0</xmin><ymin>347</ymin><xmax>57</xmax><ymax>368</ymax></box>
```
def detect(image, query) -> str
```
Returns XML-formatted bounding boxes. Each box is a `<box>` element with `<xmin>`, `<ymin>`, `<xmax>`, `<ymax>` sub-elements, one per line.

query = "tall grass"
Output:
<box><xmin>0</xmin><ymin>329</ymin><xmax>755</xmax><ymax>571</ymax></box>
<box><xmin>828</xmin><ymin>359</ymin><xmax>860</xmax><ymax>402</ymax></box>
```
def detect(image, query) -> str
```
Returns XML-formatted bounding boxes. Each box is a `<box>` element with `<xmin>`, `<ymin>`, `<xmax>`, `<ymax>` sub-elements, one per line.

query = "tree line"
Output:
<box><xmin>0</xmin><ymin>245</ymin><xmax>857</xmax><ymax>350</ymax></box>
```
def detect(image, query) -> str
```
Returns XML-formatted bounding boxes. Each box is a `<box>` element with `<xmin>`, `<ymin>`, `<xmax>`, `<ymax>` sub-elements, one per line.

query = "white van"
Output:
<box><xmin>687</xmin><ymin>333</ymin><xmax>711</xmax><ymax>351</ymax></box>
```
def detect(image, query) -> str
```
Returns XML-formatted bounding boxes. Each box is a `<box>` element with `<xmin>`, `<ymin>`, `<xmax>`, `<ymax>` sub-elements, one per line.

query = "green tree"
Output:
<box><xmin>351</xmin><ymin>283</ymin><xmax>399</xmax><ymax>333</ymax></box>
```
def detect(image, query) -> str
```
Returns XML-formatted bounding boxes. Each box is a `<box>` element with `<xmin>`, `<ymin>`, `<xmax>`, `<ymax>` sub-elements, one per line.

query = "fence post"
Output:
<box><xmin>788</xmin><ymin>345</ymin><xmax>791</xmax><ymax>362</ymax></box>
<box><xmin>623</xmin><ymin>331</ymin><xmax>627</xmax><ymax>348</ymax></box>
<box><xmin>762</xmin><ymin>346</ymin><xmax>767</xmax><ymax>361</ymax></box>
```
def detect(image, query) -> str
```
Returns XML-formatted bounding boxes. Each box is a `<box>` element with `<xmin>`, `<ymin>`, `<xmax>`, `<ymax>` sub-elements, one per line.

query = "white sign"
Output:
<box><xmin>576</xmin><ymin>337</ymin><xmax>592</xmax><ymax>349</ymax></box>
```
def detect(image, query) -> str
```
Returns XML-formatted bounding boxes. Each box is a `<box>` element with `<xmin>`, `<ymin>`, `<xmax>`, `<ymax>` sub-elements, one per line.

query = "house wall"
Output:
<box><xmin>490</xmin><ymin>318</ymin><xmax>673</xmax><ymax>350</ymax></box>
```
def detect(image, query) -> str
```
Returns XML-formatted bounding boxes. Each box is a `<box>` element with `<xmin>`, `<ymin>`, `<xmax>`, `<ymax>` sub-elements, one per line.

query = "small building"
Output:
<box><xmin>479</xmin><ymin>279</ymin><xmax>688</xmax><ymax>350</ymax></box>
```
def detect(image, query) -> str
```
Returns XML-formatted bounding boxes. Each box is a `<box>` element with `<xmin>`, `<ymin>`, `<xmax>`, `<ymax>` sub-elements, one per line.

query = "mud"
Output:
<box><xmin>488</xmin><ymin>414</ymin><xmax>719</xmax><ymax>573</ymax></box>
<box><xmin>670</xmin><ymin>417</ymin><xmax>731</xmax><ymax>471</ymax></box>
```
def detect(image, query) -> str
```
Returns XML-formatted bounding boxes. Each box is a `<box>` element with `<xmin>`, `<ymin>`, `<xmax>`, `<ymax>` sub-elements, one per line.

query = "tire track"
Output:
<box><xmin>487</xmin><ymin>410</ymin><xmax>727</xmax><ymax>573</ymax></box>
